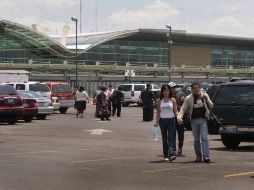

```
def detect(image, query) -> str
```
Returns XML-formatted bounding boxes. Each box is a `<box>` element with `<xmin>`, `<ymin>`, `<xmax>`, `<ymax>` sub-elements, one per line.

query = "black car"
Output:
<box><xmin>207</xmin><ymin>80</ymin><xmax>254</xmax><ymax>148</ymax></box>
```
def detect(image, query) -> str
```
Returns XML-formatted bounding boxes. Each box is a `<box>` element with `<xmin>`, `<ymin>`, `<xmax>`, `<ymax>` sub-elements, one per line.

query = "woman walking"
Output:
<box><xmin>155</xmin><ymin>84</ymin><xmax>178</xmax><ymax>162</ymax></box>
<box><xmin>75</xmin><ymin>86</ymin><xmax>89</xmax><ymax>117</ymax></box>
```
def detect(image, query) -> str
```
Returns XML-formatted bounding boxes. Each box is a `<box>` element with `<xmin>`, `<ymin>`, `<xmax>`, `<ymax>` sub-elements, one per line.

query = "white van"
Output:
<box><xmin>119</xmin><ymin>83</ymin><xmax>160</xmax><ymax>106</ymax></box>
<box><xmin>1</xmin><ymin>82</ymin><xmax>52</xmax><ymax>100</ymax></box>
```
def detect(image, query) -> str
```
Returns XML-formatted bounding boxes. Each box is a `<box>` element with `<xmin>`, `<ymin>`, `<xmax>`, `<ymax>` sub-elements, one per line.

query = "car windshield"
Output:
<box><xmin>26</xmin><ymin>91</ymin><xmax>44</xmax><ymax>99</ymax></box>
<box><xmin>0</xmin><ymin>85</ymin><xmax>17</xmax><ymax>95</ymax></box>
<box><xmin>19</xmin><ymin>91</ymin><xmax>31</xmax><ymax>98</ymax></box>
<box><xmin>120</xmin><ymin>85</ymin><xmax>132</xmax><ymax>92</ymax></box>
<box><xmin>214</xmin><ymin>85</ymin><xmax>254</xmax><ymax>105</ymax></box>
<box><xmin>134</xmin><ymin>85</ymin><xmax>145</xmax><ymax>91</ymax></box>
<box><xmin>29</xmin><ymin>83</ymin><xmax>50</xmax><ymax>92</ymax></box>
<box><xmin>52</xmin><ymin>84</ymin><xmax>72</xmax><ymax>93</ymax></box>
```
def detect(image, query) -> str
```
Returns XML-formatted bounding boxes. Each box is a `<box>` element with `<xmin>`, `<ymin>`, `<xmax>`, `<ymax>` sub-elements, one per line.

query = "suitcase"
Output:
<box><xmin>98</xmin><ymin>107</ymin><xmax>110</xmax><ymax>118</ymax></box>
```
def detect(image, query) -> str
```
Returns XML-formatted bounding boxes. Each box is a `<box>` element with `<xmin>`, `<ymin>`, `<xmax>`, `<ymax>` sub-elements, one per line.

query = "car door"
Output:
<box><xmin>212</xmin><ymin>84</ymin><xmax>254</xmax><ymax>125</ymax></box>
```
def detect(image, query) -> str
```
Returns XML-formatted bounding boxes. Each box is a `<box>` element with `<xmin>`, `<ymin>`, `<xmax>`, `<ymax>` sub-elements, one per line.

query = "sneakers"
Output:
<box><xmin>177</xmin><ymin>148</ymin><xmax>182</xmax><ymax>156</ymax></box>
<box><xmin>194</xmin><ymin>158</ymin><xmax>202</xmax><ymax>163</ymax></box>
<box><xmin>194</xmin><ymin>157</ymin><xmax>211</xmax><ymax>163</ymax></box>
<box><xmin>169</xmin><ymin>156</ymin><xmax>176</xmax><ymax>162</ymax></box>
<box><xmin>164</xmin><ymin>157</ymin><xmax>169</xmax><ymax>161</ymax></box>
<box><xmin>204</xmin><ymin>157</ymin><xmax>211</xmax><ymax>163</ymax></box>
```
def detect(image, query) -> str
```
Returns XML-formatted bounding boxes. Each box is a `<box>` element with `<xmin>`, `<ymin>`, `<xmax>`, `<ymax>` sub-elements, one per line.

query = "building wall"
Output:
<box><xmin>171</xmin><ymin>46</ymin><xmax>212</xmax><ymax>67</ymax></box>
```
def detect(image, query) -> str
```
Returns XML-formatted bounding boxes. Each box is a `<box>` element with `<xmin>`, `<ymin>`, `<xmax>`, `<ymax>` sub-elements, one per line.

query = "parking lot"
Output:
<box><xmin>0</xmin><ymin>104</ymin><xmax>253</xmax><ymax>190</ymax></box>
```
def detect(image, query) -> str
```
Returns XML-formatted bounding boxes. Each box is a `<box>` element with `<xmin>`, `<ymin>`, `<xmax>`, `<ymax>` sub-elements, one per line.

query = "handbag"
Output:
<box><xmin>207</xmin><ymin>107</ymin><xmax>221</xmax><ymax>135</ymax></box>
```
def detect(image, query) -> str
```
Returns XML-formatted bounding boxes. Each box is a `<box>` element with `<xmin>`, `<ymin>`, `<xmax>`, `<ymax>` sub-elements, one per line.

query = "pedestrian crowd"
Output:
<box><xmin>74</xmin><ymin>81</ymin><xmax>213</xmax><ymax>163</ymax></box>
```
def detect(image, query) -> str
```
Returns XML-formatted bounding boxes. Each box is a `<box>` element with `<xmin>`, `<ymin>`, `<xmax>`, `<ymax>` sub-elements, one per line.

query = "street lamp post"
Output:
<box><xmin>166</xmin><ymin>24</ymin><xmax>172</xmax><ymax>81</ymax></box>
<box><xmin>71</xmin><ymin>17</ymin><xmax>78</xmax><ymax>87</ymax></box>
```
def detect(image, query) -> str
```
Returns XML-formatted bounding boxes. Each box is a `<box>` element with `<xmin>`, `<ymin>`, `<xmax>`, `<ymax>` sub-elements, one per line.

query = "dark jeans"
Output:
<box><xmin>174</xmin><ymin>122</ymin><xmax>185</xmax><ymax>151</ymax></box>
<box><xmin>112</xmin><ymin>104</ymin><xmax>121</xmax><ymax>117</ymax></box>
<box><xmin>159</xmin><ymin>118</ymin><xmax>176</xmax><ymax>158</ymax></box>
<box><xmin>143</xmin><ymin>104</ymin><xmax>153</xmax><ymax>122</ymax></box>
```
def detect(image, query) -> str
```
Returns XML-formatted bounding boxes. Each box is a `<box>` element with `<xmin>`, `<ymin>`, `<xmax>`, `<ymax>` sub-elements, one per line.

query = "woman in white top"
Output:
<box><xmin>75</xmin><ymin>86</ymin><xmax>89</xmax><ymax>117</ymax></box>
<box><xmin>155</xmin><ymin>84</ymin><xmax>178</xmax><ymax>161</ymax></box>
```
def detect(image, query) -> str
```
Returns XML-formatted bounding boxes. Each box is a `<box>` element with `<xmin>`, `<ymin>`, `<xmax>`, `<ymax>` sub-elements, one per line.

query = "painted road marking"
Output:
<box><xmin>88</xmin><ymin>129</ymin><xmax>112</xmax><ymax>135</ymax></box>
<box><xmin>72</xmin><ymin>155</ymin><xmax>148</xmax><ymax>165</ymax></box>
<box><xmin>143</xmin><ymin>165</ymin><xmax>209</xmax><ymax>174</ymax></box>
<box><xmin>224</xmin><ymin>172</ymin><xmax>254</xmax><ymax>178</ymax></box>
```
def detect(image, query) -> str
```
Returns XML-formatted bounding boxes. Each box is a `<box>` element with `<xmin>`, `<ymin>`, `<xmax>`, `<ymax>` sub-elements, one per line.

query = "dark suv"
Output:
<box><xmin>0</xmin><ymin>85</ymin><xmax>24</xmax><ymax>124</ymax></box>
<box><xmin>207</xmin><ymin>80</ymin><xmax>254</xmax><ymax>148</ymax></box>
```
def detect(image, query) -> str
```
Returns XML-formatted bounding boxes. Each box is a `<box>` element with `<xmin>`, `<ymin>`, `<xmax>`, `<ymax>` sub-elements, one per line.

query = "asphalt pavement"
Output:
<box><xmin>0</xmin><ymin>104</ymin><xmax>253</xmax><ymax>190</ymax></box>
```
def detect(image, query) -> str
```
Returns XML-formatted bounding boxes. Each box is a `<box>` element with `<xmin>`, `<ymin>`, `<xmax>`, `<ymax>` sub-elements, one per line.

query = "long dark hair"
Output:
<box><xmin>160</xmin><ymin>84</ymin><xmax>172</xmax><ymax>100</ymax></box>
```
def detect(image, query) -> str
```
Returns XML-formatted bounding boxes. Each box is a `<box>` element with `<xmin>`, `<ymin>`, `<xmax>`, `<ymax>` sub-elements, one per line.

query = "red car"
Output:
<box><xmin>0</xmin><ymin>85</ymin><xmax>24</xmax><ymax>124</ymax></box>
<box><xmin>18</xmin><ymin>91</ymin><xmax>38</xmax><ymax>122</ymax></box>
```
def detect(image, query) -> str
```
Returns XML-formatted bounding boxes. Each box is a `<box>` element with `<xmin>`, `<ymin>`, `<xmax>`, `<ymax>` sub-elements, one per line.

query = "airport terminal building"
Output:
<box><xmin>1</xmin><ymin>19</ymin><xmax>254</xmax><ymax>69</ymax></box>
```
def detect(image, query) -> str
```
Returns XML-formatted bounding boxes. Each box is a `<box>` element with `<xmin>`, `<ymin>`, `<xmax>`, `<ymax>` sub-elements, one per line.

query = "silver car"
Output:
<box><xmin>20</xmin><ymin>91</ymin><xmax>53</xmax><ymax>120</ymax></box>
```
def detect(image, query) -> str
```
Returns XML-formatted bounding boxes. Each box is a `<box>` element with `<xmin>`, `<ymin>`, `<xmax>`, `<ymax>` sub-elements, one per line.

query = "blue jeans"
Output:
<box><xmin>174</xmin><ymin>121</ymin><xmax>185</xmax><ymax>151</ymax></box>
<box><xmin>159</xmin><ymin>118</ymin><xmax>176</xmax><ymax>158</ymax></box>
<box><xmin>191</xmin><ymin>118</ymin><xmax>210</xmax><ymax>159</ymax></box>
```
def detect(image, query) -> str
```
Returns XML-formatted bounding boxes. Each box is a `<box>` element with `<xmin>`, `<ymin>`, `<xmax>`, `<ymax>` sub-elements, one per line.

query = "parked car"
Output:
<box><xmin>207</xmin><ymin>80</ymin><xmax>254</xmax><ymax>149</ymax></box>
<box><xmin>18</xmin><ymin>91</ymin><xmax>38</xmax><ymax>122</ymax></box>
<box><xmin>119</xmin><ymin>83</ymin><xmax>160</xmax><ymax>107</ymax></box>
<box><xmin>0</xmin><ymin>85</ymin><xmax>24</xmax><ymax>124</ymax></box>
<box><xmin>2</xmin><ymin>81</ymin><xmax>52</xmax><ymax>100</ymax></box>
<box><xmin>20</xmin><ymin>91</ymin><xmax>53</xmax><ymax>120</ymax></box>
<box><xmin>47</xmin><ymin>82</ymin><xmax>74</xmax><ymax>114</ymax></box>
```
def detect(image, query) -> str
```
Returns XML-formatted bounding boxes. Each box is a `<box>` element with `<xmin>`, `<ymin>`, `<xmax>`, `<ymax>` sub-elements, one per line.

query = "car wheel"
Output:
<box><xmin>137</xmin><ymin>103</ymin><xmax>143</xmax><ymax>107</ymax></box>
<box><xmin>59</xmin><ymin>107</ymin><xmax>68</xmax><ymax>114</ymax></box>
<box><xmin>37</xmin><ymin>115</ymin><xmax>47</xmax><ymax>120</ymax></box>
<box><xmin>122</xmin><ymin>103</ymin><xmax>129</xmax><ymax>107</ymax></box>
<box><xmin>7</xmin><ymin>117</ymin><xmax>17</xmax><ymax>125</ymax></box>
<box><xmin>24</xmin><ymin>116</ymin><xmax>33</xmax><ymax>122</ymax></box>
<box><xmin>221</xmin><ymin>134</ymin><xmax>241</xmax><ymax>149</ymax></box>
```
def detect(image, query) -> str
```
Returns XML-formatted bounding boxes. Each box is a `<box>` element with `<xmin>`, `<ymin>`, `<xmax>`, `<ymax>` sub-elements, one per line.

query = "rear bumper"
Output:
<box><xmin>124</xmin><ymin>98</ymin><xmax>142</xmax><ymax>104</ymax></box>
<box><xmin>0</xmin><ymin>108</ymin><xmax>24</xmax><ymax>117</ymax></box>
<box><xmin>23</xmin><ymin>108</ymin><xmax>38</xmax><ymax>116</ymax></box>
<box><xmin>52</xmin><ymin>103</ymin><xmax>60</xmax><ymax>110</ymax></box>
<box><xmin>59</xmin><ymin>100</ymin><xmax>74</xmax><ymax>108</ymax></box>
<box><xmin>38</xmin><ymin>106</ymin><xmax>53</xmax><ymax>115</ymax></box>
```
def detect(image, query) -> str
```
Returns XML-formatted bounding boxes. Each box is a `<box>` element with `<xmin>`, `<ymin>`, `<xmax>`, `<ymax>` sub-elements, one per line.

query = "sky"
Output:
<box><xmin>1</xmin><ymin>0</ymin><xmax>254</xmax><ymax>37</ymax></box>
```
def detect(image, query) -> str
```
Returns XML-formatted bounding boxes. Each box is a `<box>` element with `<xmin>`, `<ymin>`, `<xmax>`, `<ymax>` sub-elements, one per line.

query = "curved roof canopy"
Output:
<box><xmin>0</xmin><ymin>19</ymin><xmax>73</xmax><ymax>58</ymax></box>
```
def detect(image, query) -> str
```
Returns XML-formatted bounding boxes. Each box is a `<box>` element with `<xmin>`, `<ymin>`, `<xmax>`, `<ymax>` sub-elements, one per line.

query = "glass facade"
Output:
<box><xmin>0</xmin><ymin>32</ymin><xmax>68</xmax><ymax>64</ymax></box>
<box><xmin>212</xmin><ymin>47</ymin><xmax>254</xmax><ymax>68</ymax></box>
<box><xmin>77</xmin><ymin>40</ymin><xmax>169</xmax><ymax>67</ymax></box>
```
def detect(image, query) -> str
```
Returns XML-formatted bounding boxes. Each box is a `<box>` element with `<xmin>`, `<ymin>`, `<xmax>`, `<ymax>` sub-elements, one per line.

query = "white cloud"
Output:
<box><xmin>211</xmin><ymin>16</ymin><xmax>242</xmax><ymax>29</ymax></box>
<box><xmin>219</xmin><ymin>2</ymin><xmax>240</xmax><ymax>13</ymax></box>
<box><xmin>14</xmin><ymin>16</ymin><xmax>74</xmax><ymax>36</ymax></box>
<box><xmin>107</xmin><ymin>0</ymin><xmax>179</xmax><ymax>29</ymax></box>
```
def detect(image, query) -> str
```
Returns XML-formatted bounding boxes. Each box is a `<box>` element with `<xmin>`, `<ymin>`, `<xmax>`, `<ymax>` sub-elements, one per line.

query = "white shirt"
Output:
<box><xmin>160</xmin><ymin>99</ymin><xmax>175</xmax><ymax>118</ymax></box>
<box><xmin>75</xmin><ymin>91</ymin><xmax>89</xmax><ymax>101</ymax></box>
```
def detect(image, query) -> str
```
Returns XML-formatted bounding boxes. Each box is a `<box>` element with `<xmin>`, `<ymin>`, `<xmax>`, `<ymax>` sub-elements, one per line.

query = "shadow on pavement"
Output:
<box><xmin>210</xmin><ymin>145</ymin><xmax>254</xmax><ymax>152</ymax></box>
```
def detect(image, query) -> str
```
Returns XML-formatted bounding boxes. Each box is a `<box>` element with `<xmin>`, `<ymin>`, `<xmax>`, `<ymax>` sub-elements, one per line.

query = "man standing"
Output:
<box><xmin>111</xmin><ymin>86</ymin><xmax>124</xmax><ymax>117</ymax></box>
<box><xmin>141</xmin><ymin>84</ymin><xmax>156</xmax><ymax>122</ymax></box>
<box><xmin>177</xmin><ymin>82</ymin><xmax>213</xmax><ymax>163</ymax></box>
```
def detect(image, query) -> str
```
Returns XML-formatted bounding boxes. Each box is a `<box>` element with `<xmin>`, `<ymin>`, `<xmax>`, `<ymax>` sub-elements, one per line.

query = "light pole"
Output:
<box><xmin>71</xmin><ymin>17</ymin><xmax>78</xmax><ymax>87</ymax></box>
<box><xmin>166</xmin><ymin>24</ymin><xmax>173</xmax><ymax>81</ymax></box>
